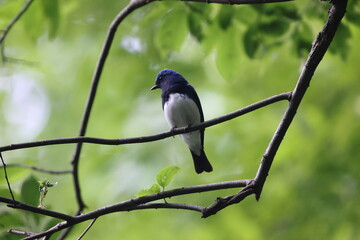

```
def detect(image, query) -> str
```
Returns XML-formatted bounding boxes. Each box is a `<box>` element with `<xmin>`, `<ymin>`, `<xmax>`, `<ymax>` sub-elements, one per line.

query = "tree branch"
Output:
<box><xmin>0</xmin><ymin>153</ymin><xmax>15</xmax><ymax>202</ymax></box>
<box><xmin>77</xmin><ymin>218</ymin><xmax>97</xmax><ymax>240</ymax></box>
<box><xmin>0</xmin><ymin>196</ymin><xmax>75</xmax><ymax>221</ymax></box>
<box><xmin>201</xmin><ymin>0</ymin><xmax>348</xmax><ymax>218</ymax></box>
<box><xmin>180</xmin><ymin>0</ymin><xmax>293</xmax><ymax>4</ymax></box>
<box><xmin>7</xmin><ymin>179</ymin><xmax>247</xmax><ymax>240</ymax></box>
<box><xmin>3</xmin><ymin>163</ymin><xmax>71</xmax><ymax>174</ymax></box>
<box><xmin>0</xmin><ymin>91</ymin><xmax>291</xmax><ymax>153</ymax></box>
<box><xmin>0</xmin><ymin>0</ymin><xmax>34</xmax><ymax>63</ymax></box>
<box><xmin>67</xmin><ymin>0</ymin><xmax>293</xmax><ymax>222</ymax></box>
<box><xmin>68</xmin><ymin>0</ymin><xmax>156</xmax><ymax>218</ymax></box>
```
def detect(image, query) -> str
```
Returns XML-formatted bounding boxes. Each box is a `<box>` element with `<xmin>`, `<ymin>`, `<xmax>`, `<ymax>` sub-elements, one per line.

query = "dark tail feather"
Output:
<box><xmin>190</xmin><ymin>150</ymin><xmax>213</xmax><ymax>174</ymax></box>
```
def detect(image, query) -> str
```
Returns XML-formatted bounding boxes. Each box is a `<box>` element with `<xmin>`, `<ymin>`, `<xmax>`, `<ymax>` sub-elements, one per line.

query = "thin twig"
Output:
<box><xmin>0</xmin><ymin>196</ymin><xmax>75</xmax><ymax>221</ymax></box>
<box><xmin>77</xmin><ymin>218</ymin><xmax>97</xmax><ymax>240</ymax></box>
<box><xmin>0</xmin><ymin>92</ymin><xmax>291</xmax><ymax>153</ymax></box>
<box><xmin>128</xmin><ymin>203</ymin><xmax>204</xmax><ymax>212</ymax></box>
<box><xmin>0</xmin><ymin>0</ymin><xmax>34</xmax><ymax>62</ymax></box>
<box><xmin>0</xmin><ymin>153</ymin><xmax>15</xmax><ymax>201</ymax></box>
<box><xmin>7</xmin><ymin>229</ymin><xmax>35</xmax><ymax>236</ymax></box>
<box><xmin>181</xmin><ymin>0</ymin><xmax>292</xmax><ymax>4</ymax></box>
<box><xmin>3</xmin><ymin>163</ymin><xmax>71</xmax><ymax>174</ymax></box>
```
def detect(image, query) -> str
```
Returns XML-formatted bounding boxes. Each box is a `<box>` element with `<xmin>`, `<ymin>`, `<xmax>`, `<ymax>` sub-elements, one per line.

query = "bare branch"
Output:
<box><xmin>201</xmin><ymin>0</ymin><xmax>349</xmax><ymax>217</ymax></box>
<box><xmin>180</xmin><ymin>0</ymin><xmax>293</xmax><ymax>4</ymax></box>
<box><xmin>0</xmin><ymin>196</ymin><xmax>75</xmax><ymax>221</ymax></box>
<box><xmin>0</xmin><ymin>0</ymin><xmax>34</xmax><ymax>63</ymax></box>
<box><xmin>0</xmin><ymin>92</ymin><xmax>291</xmax><ymax>153</ymax></box>
<box><xmin>77</xmin><ymin>218</ymin><xmax>97</xmax><ymax>240</ymax></box>
<box><xmin>11</xmin><ymin>179</ymin><xmax>247</xmax><ymax>240</ymax></box>
<box><xmin>131</xmin><ymin>203</ymin><xmax>204</xmax><ymax>213</ymax></box>
<box><xmin>3</xmin><ymin>163</ymin><xmax>71</xmax><ymax>174</ymax></box>
<box><xmin>69</xmin><ymin>0</ymin><xmax>156</xmax><ymax>216</ymax></box>
<box><xmin>7</xmin><ymin>229</ymin><xmax>36</xmax><ymax>237</ymax></box>
<box><xmin>0</xmin><ymin>153</ymin><xmax>15</xmax><ymax>202</ymax></box>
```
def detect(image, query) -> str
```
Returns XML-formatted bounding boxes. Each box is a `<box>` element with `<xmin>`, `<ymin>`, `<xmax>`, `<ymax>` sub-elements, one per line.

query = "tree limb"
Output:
<box><xmin>0</xmin><ymin>196</ymin><xmax>75</xmax><ymax>221</ymax></box>
<box><xmin>5</xmin><ymin>179</ymin><xmax>247</xmax><ymax>240</ymax></box>
<box><xmin>201</xmin><ymin>0</ymin><xmax>348</xmax><ymax>218</ymax></box>
<box><xmin>0</xmin><ymin>91</ymin><xmax>291</xmax><ymax>153</ymax></box>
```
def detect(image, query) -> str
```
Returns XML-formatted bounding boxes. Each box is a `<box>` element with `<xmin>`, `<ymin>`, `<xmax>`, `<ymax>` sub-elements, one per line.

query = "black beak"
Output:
<box><xmin>150</xmin><ymin>84</ymin><xmax>159</xmax><ymax>90</ymax></box>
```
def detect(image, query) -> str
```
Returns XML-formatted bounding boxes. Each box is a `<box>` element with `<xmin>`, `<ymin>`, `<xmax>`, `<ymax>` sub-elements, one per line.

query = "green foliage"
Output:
<box><xmin>136</xmin><ymin>183</ymin><xmax>161</xmax><ymax>198</ymax></box>
<box><xmin>136</xmin><ymin>166</ymin><xmax>179</xmax><ymax>197</ymax></box>
<box><xmin>156</xmin><ymin>165</ymin><xmax>180</xmax><ymax>189</ymax></box>
<box><xmin>1</xmin><ymin>0</ymin><xmax>360</xmax><ymax>239</ymax></box>
<box><xmin>40</xmin><ymin>0</ymin><xmax>60</xmax><ymax>39</ymax></box>
<box><xmin>154</xmin><ymin>8</ymin><xmax>188</xmax><ymax>57</ymax></box>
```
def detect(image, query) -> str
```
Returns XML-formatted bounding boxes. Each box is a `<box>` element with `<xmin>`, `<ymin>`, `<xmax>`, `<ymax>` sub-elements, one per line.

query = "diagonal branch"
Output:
<box><xmin>0</xmin><ymin>91</ymin><xmax>291</xmax><ymax>153</ymax></box>
<box><xmin>3</xmin><ymin>163</ymin><xmax>71</xmax><ymax>174</ymax></box>
<box><xmin>201</xmin><ymin>0</ymin><xmax>348</xmax><ymax>218</ymax></box>
<box><xmin>0</xmin><ymin>196</ymin><xmax>75</xmax><ymax>221</ymax></box>
<box><xmin>69</xmin><ymin>0</ymin><xmax>155</xmax><ymax>216</ymax></box>
<box><xmin>0</xmin><ymin>153</ymin><xmax>15</xmax><ymax>201</ymax></box>
<box><xmin>0</xmin><ymin>0</ymin><xmax>34</xmax><ymax>63</ymax></box>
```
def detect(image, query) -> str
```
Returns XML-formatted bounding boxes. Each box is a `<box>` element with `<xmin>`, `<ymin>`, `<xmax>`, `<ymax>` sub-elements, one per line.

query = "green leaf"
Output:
<box><xmin>20</xmin><ymin>175</ymin><xmax>39</xmax><ymax>206</ymax></box>
<box><xmin>217</xmin><ymin>5</ymin><xmax>234</xmax><ymax>30</ymax></box>
<box><xmin>243</xmin><ymin>27</ymin><xmax>260</xmax><ymax>59</ymax></box>
<box><xmin>188</xmin><ymin>12</ymin><xmax>204</xmax><ymax>42</ymax></box>
<box><xmin>293</xmin><ymin>22</ymin><xmax>313</xmax><ymax>58</ymax></box>
<box><xmin>40</xmin><ymin>0</ymin><xmax>60</xmax><ymax>39</ymax></box>
<box><xmin>215</xmin><ymin>25</ymin><xmax>243</xmax><ymax>80</ymax></box>
<box><xmin>154</xmin><ymin>9</ymin><xmax>188</xmax><ymax>57</ymax></box>
<box><xmin>258</xmin><ymin>17</ymin><xmax>290</xmax><ymax>37</ymax></box>
<box><xmin>156</xmin><ymin>166</ymin><xmax>180</xmax><ymax>188</ymax></box>
<box><xmin>329</xmin><ymin>23</ymin><xmax>351</xmax><ymax>59</ymax></box>
<box><xmin>346</xmin><ymin>0</ymin><xmax>360</xmax><ymax>24</ymax></box>
<box><xmin>136</xmin><ymin>184</ymin><xmax>161</xmax><ymax>198</ymax></box>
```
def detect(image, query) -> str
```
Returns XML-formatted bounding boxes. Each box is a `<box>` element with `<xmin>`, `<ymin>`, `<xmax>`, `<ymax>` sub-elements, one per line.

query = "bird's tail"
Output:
<box><xmin>190</xmin><ymin>150</ymin><xmax>213</xmax><ymax>174</ymax></box>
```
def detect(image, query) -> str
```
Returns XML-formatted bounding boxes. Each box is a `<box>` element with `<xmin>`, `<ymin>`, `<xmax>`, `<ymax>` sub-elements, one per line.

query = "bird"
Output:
<box><xmin>150</xmin><ymin>69</ymin><xmax>213</xmax><ymax>174</ymax></box>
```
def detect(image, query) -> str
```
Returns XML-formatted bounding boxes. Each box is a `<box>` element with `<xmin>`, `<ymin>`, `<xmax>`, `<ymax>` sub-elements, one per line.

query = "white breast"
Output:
<box><xmin>164</xmin><ymin>93</ymin><xmax>202</xmax><ymax>155</ymax></box>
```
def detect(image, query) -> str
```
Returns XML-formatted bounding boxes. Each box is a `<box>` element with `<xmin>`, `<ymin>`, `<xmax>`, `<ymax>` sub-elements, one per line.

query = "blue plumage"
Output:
<box><xmin>151</xmin><ymin>69</ymin><xmax>213</xmax><ymax>174</ymax></box>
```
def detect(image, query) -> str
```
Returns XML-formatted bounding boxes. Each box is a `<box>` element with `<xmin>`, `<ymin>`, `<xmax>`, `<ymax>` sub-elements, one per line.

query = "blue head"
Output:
<box><xmin>150</xmin><ymin>69</ymin><xmax>188</xmax><ymax>92</ymax></box>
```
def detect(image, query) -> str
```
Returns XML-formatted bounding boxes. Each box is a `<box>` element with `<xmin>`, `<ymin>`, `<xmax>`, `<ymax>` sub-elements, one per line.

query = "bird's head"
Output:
<box><xmin>150</xmin><ymin>69</ymin><xmax>187</xmax><ymax>91</ymax></box>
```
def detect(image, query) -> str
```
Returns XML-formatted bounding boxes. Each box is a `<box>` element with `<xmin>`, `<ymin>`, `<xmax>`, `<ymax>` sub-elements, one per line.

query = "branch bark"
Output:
<box><xmin>0</xmin><ymin>92</ymin><xmax>290</xmax><ymax>153</ymax></box>
<box><xmin>201</xmin><ymin>0</ymin><xmax>348</xmax><ymax>218</ymax></box>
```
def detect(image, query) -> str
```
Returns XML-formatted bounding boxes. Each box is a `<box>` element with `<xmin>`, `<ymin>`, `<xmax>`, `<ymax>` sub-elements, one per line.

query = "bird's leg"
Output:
<box><xmin>170</xmin><ymin>126</ymin><xmax>177</xmax><ymax>138</ymax></box>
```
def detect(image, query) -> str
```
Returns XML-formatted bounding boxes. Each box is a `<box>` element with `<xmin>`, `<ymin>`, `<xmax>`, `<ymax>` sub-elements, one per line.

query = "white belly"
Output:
<box><xmin>164</xmin><ymin>93</ymin><xmax>202</xmax><ymax>155</ymax></box>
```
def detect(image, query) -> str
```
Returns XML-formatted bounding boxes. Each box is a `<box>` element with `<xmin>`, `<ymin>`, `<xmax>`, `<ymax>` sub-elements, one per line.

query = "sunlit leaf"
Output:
<box><xmin>156</xmin><ymin>166</ymin><xmax>180</xmax><ymax>188</ymax></box>
<box><xmin>136</xmin><ymin>184</ymin><xmax>161</xmax><ymax>198</ymax></box>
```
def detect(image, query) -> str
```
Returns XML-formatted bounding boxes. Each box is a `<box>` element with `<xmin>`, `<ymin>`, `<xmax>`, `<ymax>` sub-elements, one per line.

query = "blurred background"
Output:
<box><xmin>0</xmin><ymin>0</ymin><xmax>359</xmax><ymax>239</ymax></box>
